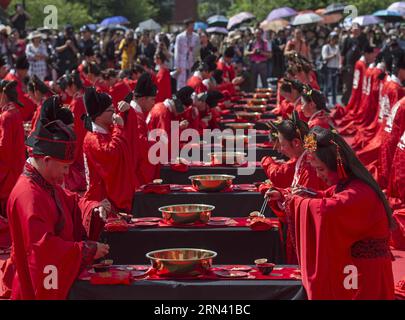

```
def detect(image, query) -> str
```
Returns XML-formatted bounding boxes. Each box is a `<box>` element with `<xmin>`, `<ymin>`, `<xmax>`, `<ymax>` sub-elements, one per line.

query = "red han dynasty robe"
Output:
<box><xmin>155</xmin><ymin>66</ymin><xmax>172</xmax><ymax>103</ymax></box>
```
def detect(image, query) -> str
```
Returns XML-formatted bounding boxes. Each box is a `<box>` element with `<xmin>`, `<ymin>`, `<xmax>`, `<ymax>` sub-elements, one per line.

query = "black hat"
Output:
<box><xmin>134</xmin><ymin>72</ymin><xmax>157</xmax><ymax>98</ymax></box>
<box><xmin>40</xmin><ymin>95</ymin><xmax>73</xmax><ymax>126</ymax></box>
<box><xmin>0</xmin><ymin>56</ymin><xmax>7</xmax><ymax>68</ymax></box>
<box><xmin>204</xmin><ymin>54</ymin><xmax>218</xmax><ymax>72</ymax></box>
<box><xmin>26</xmin><ymin>119</ymin><xmax>77</xmax><ymax>162</ymax></box>
<box><xmin>224</xmin><ymin>47</ymin><xmax>235</xmax><ymax>58</ymax></box>
<box><xmin>64</xmin><ymin>70</ymin><xmax>83</xmax><ymax>89</ymax></box>
<box><xmin>83</xmin><ymin>86</ymin><xmax>112</xmax><ymax>119</ymax></box>
<box><xmin>0</xmin><ymin>80</ymin><xmax>23</xmax><ymax>107</ymax></box>
<box><xmin>29</xmin><ymin>75</ymin><xmax>55</xmax><ymax>95</ymax></box>
<box><xmin>15</xmin><ymin>55</ymin><xmax>29</xmax><ymax>70</ymax></box>
<box><xmin>175</xmin><ymin>86</ymin><xmax>194</xmax><ymax>106</ymax></box>
<box><xmin>205</xmin><ymin>90</ymin><xmax>224</xmax><ymax>108</ymax></box>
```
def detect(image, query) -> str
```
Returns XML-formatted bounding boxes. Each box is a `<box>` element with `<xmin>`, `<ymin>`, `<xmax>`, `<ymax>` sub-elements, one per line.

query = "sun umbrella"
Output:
<box><xmin>138</xmin><ymin>19</ymin><xmax>161</xmax><ymax>32</ymax></box>
<box><xmin>260</xmin><ymin>19</ymin><xmax>289</xmax><ymax>32</ymax></box>
<box><xmin>388</xmin><ymin>2</ymin><xmax>405</xmax><ymax>14</ymax></box>
<box><xmin>320</xmin><ymin>12</ymin><xmax>343</xmax><ymax>24</ymax></box>
<box><xmin>97</xmin><ymin>24</ymin><xmax>129</xmax><ymax>33</ymax></box>
<box><xmin>352</xmin><ymin>15</ymin><xmax>382</xmax><ymax>26</ymax></box>
<box><xmin>194</xmin><ymin>22</ymin><xmax>208</xmax><ymax>31</ymax></box>
<box><xmin>324</xmin><ymin>3</ymin><xmax>346</xmax><ymax>15</ymax></box>
<box><xmin>227</xmin><ymin>12</ymin><xmax>255</xmax><ymax>30</ymax></box>
<box><xmin>291</xmin><ymin>13</ymin><xmax>323</xmax><ymax>26</ymax></box>
<box><xmin>206</xmin><ymin>27</ymin><xmax>229</xmax><ymax>35</ymax></box>
<box><xmin>266</xmin><ymin>7</ymin><xmax>297</xmax><ymax>22</ymax></box>
<box><xmin>100</xmin><ymin>16</ymin><xmax>130</xmax><ymax>26</ymax></box>
<box><xmin>373</xmin><ymin>10</ymin><xmax>403</xmax><ymax>23</ymax></box>
<box><xmin>207</xmin><ymin>15</ymin><xmax>229</xmax><ymax>27</ymax></box>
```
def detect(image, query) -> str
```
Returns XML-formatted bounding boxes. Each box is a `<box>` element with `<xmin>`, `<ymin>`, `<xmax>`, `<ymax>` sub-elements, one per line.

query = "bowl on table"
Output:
<box><xmin>159</xmin><ymin>204</ymin><xmax>215</xmax><ymax>224</ymax></box>
<box><xmin>248</xmin><ymin>98</ymin><xmax>268</xmax><ymax>106</ymax></box>
<box><xmin>209</xmin><ymin>151</ymin><xmax>246</xmax><ymax>166</ymax></box>
<box><xmin>189</xmin><ymin>174</ymin><xmax>235</xmax><ymax>192</ymax></box>
<box><xmin>146</xmin><ymin>248</ymin><xmax>217</xmax><ymax>276</ymax></box>
<box><xmin>235</xmin><ymin>111</ymin><xmax>261</xmax><ymax>121</ymax></box>
<box><xmin>244</xmin><ymin>105</ymin><xmax>267</xmax><ymax>113</ymax></box>
<box><xmin>256</xmin><ymin>263</ymin><xmax>275</xmax><ymax>275</ymax></box>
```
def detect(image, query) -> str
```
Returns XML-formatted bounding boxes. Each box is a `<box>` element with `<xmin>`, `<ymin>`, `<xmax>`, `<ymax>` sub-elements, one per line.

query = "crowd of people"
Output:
<box><xmin>0</xmin><ymin>5</ymin><xmax>404</xmax><ymax>300</ymax></box>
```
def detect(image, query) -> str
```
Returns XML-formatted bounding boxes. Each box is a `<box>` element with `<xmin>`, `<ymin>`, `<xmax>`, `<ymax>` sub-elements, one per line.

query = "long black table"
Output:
<box><xmin>159</xmin><ymin>165</ymin><xmax>267</xmax><ymax>185</ymax></box>
<box><xmin>69</xmin><ymin>266</ymin><xmax>302</xmax><ymax>300</ymax></box>
<box><xmin>102</xmin><ymin>224</ymin><xmax>284</xmax><ymax>265</ymax></box>
<box><xmin>132</xmin><ymin>189</ymin><xmax>273</xmax><ymax>217</ymax></box>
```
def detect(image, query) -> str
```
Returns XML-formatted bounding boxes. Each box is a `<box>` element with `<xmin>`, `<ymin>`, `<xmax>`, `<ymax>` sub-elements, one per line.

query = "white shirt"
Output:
<box><xmin>321</xmin><ymin>44</ymin><xmax>340</xmax><ymax>69</ymax></box>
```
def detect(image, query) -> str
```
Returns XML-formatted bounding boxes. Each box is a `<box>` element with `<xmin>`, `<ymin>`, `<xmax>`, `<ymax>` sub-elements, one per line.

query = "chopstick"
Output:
<box><xmin>259</xmin><ymin>197</ymin><xmax>269</xmax><ymax>217</ymax></box>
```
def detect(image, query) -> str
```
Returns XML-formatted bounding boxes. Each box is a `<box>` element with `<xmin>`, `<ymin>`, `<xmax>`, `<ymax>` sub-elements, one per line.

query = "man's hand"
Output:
<box><xmin>179</xmin><ymin>120</ymin><xmax>189</xmax><ymax>130</ymax></box>
<box><xmin>94</xmin><ymin>243</ymin><xmax>110</xmax><ymax>260</ymax></box>
<box><xmin>112</xmin><ymin>113</ymin><xmax>124</xmax><ymax>127</ymax></box>
<box><xmin>117</xmin><ymin>101</ymin><xmax>130</xmax><ymax>113</ymax></box>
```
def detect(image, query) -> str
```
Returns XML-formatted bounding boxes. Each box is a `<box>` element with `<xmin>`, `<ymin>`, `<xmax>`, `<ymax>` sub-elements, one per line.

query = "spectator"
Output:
<box><xmin>10</xmin><ymin>4</ymin><xmax>30</xmax><ymax>38</ymax></box>
<box><xmin>200</xmin><ymin>31</ymin><xmax>216</xmax><ymax>61</ymax></box>
<box><xmin>79</xmin><ymin>25</ymin><xmax>95</xmax><ymax>57</ymax></box>
<box><xmin>118</xmin><ymin>30</ymin><xmax>137</xmax><ymax>70</ymax></box>
<box><xmin>285</xmin><ymin>28</ymin><xmax>311</xmax><ymax>61</ymax></box>
<box><xmin>55</xmin><ymin>25</ymin><xmax>80</xmax><ymax>77</ymax></box>
<box><xmin>322</xmin><ymin>32</ymin><xmax>341</xmax><ymax>106</ymax></box>
<box><xmin>138</xmin><ymin>32</ymin><xmax>156</xmax><ymax>61</ymax></box>
<box><xmin>25</xmin><ymin>31</ymin><xmax>48</xmax><ymax>81</ymax></box>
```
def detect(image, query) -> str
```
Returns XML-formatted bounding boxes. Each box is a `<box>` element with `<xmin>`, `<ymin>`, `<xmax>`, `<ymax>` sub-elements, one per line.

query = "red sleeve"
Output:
<box><xmin>261</xmin><ymin>156</ymin><xmax>296</xmax><ymax>188</ymax></box>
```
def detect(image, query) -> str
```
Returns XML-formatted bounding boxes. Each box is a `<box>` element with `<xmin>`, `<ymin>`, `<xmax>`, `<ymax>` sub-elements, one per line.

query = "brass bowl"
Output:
<box><xmin>159</xmin><ymin>204</ymin><xmax>215</xmax><ymax>224</ymax></box>
<box><xmin>189</xmin><ymin>174</ymin><xmax>235</xmax><ymax>192</ymax></box>
<box><xmin>209</xmin><ymin>151</ymin><xmax>246</xmax><ymax>166</ymax></box>
<box><xmin>235</xmin><ymin>111</ymin><xmax>261</xmax><ymax>121</ymax></box>
<box><xmin>146</xmin><ymin>248</ymin><xmax>217</xmax><ymax>277</ymax></box>
<box><xmin>249</xmin><ymin>98</ymin><xmax>268</xmax><ymax>106</ymax></box>
<box><xmin>255</xmin><ymin>88</ymin><xmax>273</xmax><ymax>93</ymax></box>
<box><xmin>218</xmin><ymin>134</ymin><xmax>250</xmax><ymax>146</ymax></box>
<box><xmin>244</xmin><ymin>105</ymin><xmax>267</xmax><ymax>112</ymax></box>
<box><xmin>224</xmin><ymin>122</ymin><xmax>255</xmax><ymax>130</ymax></box>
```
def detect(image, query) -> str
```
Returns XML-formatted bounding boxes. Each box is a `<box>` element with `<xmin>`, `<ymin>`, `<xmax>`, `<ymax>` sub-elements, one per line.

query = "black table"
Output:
<box><xmin>159</xmin><ymin>165</ymin><xmax>267</xmax><ymax>185</ymax></box>
<box><xmin>103</xmin><ymin>225</ymin><xmax>283</xmax><ymax>265</ymax></box>
<box><xmin>219</xmin><ymin>121</ymin><xmax>271</xmax><ymax>131</ymax></box>
<box><xmin>69</xmin><ymin>266</ymin><xmax>302</xmax><ymax>300</ymax></box>
<box><xmin>132</xmin><ymin>190</ymin><xmax>273</xmax><ymax>217</ymax></box>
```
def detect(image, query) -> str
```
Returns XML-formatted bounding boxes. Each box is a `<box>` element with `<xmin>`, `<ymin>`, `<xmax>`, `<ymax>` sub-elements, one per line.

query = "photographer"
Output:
<box><xmin>10</xmin><ymin>4</ymin><xmax>30</xmax><ymax>39</ymax></box>
<box><xmin>55</xmin><ymin>25</ymin><xmax>79</xmax><ymax>77</ymax></box>
<box><xmin>246</xmin><ymin>28</ymin><xmax>272</xmax><ymax>89</ymax></box>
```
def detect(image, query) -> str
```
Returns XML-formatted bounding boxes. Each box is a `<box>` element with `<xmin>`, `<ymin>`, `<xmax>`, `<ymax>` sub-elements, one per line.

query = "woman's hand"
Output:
<box><xmin>265</xmin><ymin>189</ymin><xmax>282</xmax><ymax>201</ymax></box>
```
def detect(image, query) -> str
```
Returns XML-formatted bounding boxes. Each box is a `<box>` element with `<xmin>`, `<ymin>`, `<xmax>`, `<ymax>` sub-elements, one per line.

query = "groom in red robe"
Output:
<box><xmin>4</xmin><ymin>120</ymin><xmax>111</xmax><ymax>299</ymax></box>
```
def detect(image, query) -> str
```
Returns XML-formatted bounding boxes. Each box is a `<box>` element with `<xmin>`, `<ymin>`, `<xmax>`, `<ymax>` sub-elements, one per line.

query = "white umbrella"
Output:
<box><xmin>352</xmin><ymin>15</ymin><xmax>382</xmax><ymax>26</ymax></box>
<box><xmin>291</xmin><ymin>13</ymin><xmax>323</xmax><ymax>26</ymax></box>
<box><xmin>388</xmin><ymin>2</ymin><xmax>405</xmax><ymax>14</ymax></box>
<box><xmin>138</xmin><ymin>19</ymin><xmax>161</xmax><ymax>32</ymax></box>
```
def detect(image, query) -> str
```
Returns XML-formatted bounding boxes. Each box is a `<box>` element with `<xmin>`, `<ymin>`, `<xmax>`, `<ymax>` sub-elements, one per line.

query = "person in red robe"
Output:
<box><xmin>118</xmin><ymin>72</ymin><xmax>159</xmax><ymax>185</ymax></box>
<box><xmin>191</xmin><ymin>91</ymin><xmax>224</xmax><ymax>133</ymax></box>
<box><xmin>260</xmin><ymin>114</ymin><xmax>327</xmax><ymax>263</ymax></box>
<box><xmin>332</xmin><ymin>54</ymin><xmax>368</xmax><ymax>122</ymax></box>
<box><xmin>377</xmin><ymin>95</ymin><xmax>405</xmax><ymax>189</ymax></box>
<box><xmin>300</xmin><ymin>86</ymin><xmax>333</xmax><ymax>129</ymax></box>
<box><xmin>387</xmin><ymin>128</ymin><xmax>405</xmax><ymax>207</ymax></box>
<box><xmin>4</xmin><ymin>120</ymin><xmax>111</xmax><ymax>299</ymax></box>
<box><xmin>104</xmin><ymin>69</ymin><xmax>132</xmax><ymax>109</ymax></box>
<box><xmin>357</xmin><ymin>60</ymin><xmax>405</xmax><ymax>167</ymax></box>
<box><xmin>154</xmin><ymin>51</ymin><xmax>172</xmax><ymax>103</ymax></box>
<box><xmin>272</xmin><ymin>78</ymin><xmax>304</xmax><ymax>120</ymax></box>
<box><xmin>27</xmin><ymin>75</ymin><xmax>55</xmax><ymax>135</ymax></box>
<box><xmin>81</xmin><ymin>62</ymin><xmax>109</xmax><ymax>93</ymax></box>
<box><xmin>82</xmin><ymin>87</ymin><xmax>137</xmax><ymax>213</ymax></box>
<box><xmin>0</xmin><ymin>80</ymin><xmax>26</xmax><ymax>218</ymax></box>
<box><xmin>4</xmin><ymin>55</ymin><xmax>36</xmax><ymax>122</ymax></box>
<box><xmin>187</xmin><ymin>55</ymin><xmax>217</xmax><ymax>94</ymax></box>
<box><xmin>217</xmin><ymin>47</ymin><xmax>236</xmax><ymax>83</ymax></box>
<box><xmin>267</xmin><ymin>127</ymin><xmax>394</xmax><ymax>300</ymax></box>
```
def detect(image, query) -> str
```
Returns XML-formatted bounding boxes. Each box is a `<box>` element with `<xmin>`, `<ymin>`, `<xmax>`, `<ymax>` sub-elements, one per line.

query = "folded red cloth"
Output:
<box><xmin>220</xmin><ymin>109</ymin><xmax>232</xmax><ymax>116</ymax></box>
<box><xmin>105</xmin><ymin>219</ymin><xmax>129</xmax><ymax>232</ymax></box>
<box><xmin>170</xmin><ymin>163</ymin><xmax>189</xmax><ymax>172</ymax></box>
<box><xmin>90</xmin><ymin>270</ymin><xmax>131</xmax><ymax>285</ymax></box>
<box><xmin>248</xmin><ymin>217</ymin><xmax>278</xmax><ymax>231</ymax></box>
<box><xmin>256</xmin><ymin>142</ymin><xmax>273</xmax><ymax>148</ymax></box>
<box><xmin>142</xmin><ymin>184</ymin><xmax>171</xmax><ymax>194</ymax></box>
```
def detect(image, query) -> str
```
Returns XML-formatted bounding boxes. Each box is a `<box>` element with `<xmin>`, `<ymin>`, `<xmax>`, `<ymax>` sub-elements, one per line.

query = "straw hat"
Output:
<box><xmin>27</xmin><ymin>31</ymin><xmax>45</xmax><ymax>41</ymax></box>
<box><xmin>0</xmin><ymin>25</ymin><xmax>12</xmax><ymax>35</ymax></box>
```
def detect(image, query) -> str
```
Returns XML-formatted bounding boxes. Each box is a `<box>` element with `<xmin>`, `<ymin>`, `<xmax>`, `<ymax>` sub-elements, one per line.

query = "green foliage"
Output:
<box><xmin>8</xmin><ymin>0</ymin><xmax>95</xmax><ymax>29</ymax></box>
<box><xmin>198</xmin><ymin>0</ymin><xmax>232</xmax><ymax>20</ymax></box>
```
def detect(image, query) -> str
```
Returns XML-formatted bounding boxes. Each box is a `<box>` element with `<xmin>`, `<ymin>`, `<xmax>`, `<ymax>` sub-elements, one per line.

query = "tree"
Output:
<box><xmin>198</xmin><ymin>0</ymin><xmax>232</xmax><ymax>20</ymax></box>
<box><xmin>8</xmin><ymin>0</ymin><xmax>95</xmax><ymax>29</ymax></box>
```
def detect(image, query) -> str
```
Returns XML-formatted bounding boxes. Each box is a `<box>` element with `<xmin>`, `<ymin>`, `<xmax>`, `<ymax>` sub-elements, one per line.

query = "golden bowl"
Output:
<box><xmin>224</xmin><ymin>122</ymin><xmax>255</xmax><ymax>130</ymax></box>
<box><xmin>235</xmin><ymin>111</ymin><xmax>261</xmax><ymax>121</ymax></box>
<box><xmin>255</xmin><ymin>88</ymin><xmax>273</xmax><ymax>93</ymax></box>
<box><xmin>146</xmin><ymin>248</ymin><xmax>217</xmax><ymax>277</ymax></box>
<box><xmin>218</xmin><ymin>134</ymin><xmax>250</xmax><ymax>146</ymax></box>
<box><xmin>249</xmin><ymin>98</ymin><xmax>268</xmax><ymax>106</ymax></box>
<box><xmin>244</xmin><ymin>105</ymin><xmax>267</xmax><ymax>112</ymax></box>
<box><xmin>189</xmin><ymin>174</ymin><xmax>235</xmax><ymax>192</ymax></box>
<box><xmin>159</xmin><ymin>204</ymin><xmax>215</xmax><ymax>224</ymax></box>
<box><xmin>209</xmin><ymin>151</ymin><xmax>246</xmax><ymax>166</ymax></box>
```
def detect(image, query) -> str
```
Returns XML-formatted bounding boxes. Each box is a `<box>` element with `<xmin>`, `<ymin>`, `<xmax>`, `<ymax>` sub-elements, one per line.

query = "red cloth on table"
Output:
<box><xmin>155</xmin><ymin>66</ymin><xmax>172</xmax><ymax>103</ymax></box>
<box><xmin>141</xmin><ymin>184</ymin><xmax>171</xmax><ymax>194</ymax></box>
<box><xmin>4</xmin><ymin>162</ymin><xmax>101</xmax><ymax>299</ymax></box>
<box><xmin>377</xmin><ymin>97</ymin><xmax>405</xmax><ymax>188</ymax></box>
<box><xmin>90</xmin><ymin>270</ymin><xmax>131</xmax><ymax>285</ymax></box>
<box><xmin>83</xmin><ymin>125</ymin><xmax>136</xmax><ymax>213</ymax></box>
<box><xmin>0</xmin><ymin>104</ymin><xmax>25</xmax><ymax>217</ymax></box>
<box><xmin>287</xmin><ymin>179</ymin><xmax>394</xmax><ymax>300</ymax></box>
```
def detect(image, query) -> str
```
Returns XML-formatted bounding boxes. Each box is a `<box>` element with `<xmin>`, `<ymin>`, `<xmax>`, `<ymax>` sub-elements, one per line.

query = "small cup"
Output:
<box><xmin>256</xmin><ymin>263</ymin><xmax>275</xmax><ymax>275</ymax></box>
